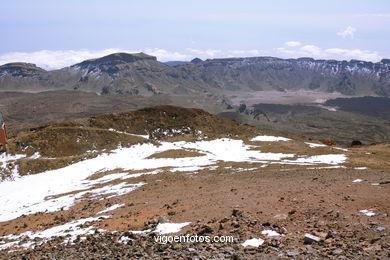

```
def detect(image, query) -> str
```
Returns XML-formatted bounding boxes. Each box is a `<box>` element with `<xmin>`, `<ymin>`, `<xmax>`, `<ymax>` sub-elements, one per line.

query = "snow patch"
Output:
<box><xmin>332</xmin><ymin>147</ymin><xmax>349</xmax><ymax>152</ymax></box>
<box><xmin>305</xmin><ymin>142</ymin><xmax>326</xmax><ymax>148</ymax></box>
<box><xmin>95</xmin><ymin>170</ymin><xmax>162</xmax><ymax>183</ymax></box>
<box><xmin>307</xmin><ymin>165</ymin><xmax>346</xmax><ymax>169</ymax></box>
<box><xmin>261</xmin><ymin>230</ymin><xmax>281</xmax><ymax>237</ymax></box>
<box><xmin>0</xmin><ymin>138</ymin><xmax>347</xmax><ymax>222</ymax></box>
<box><xmin>251</xmin><ymin>135</ymin><xmax>291</xmax><ymax>142</ymax></box>
<box><xmin>242</xmin><ymin>238</ymin><xmax>264</xmax><ymax>247</ymax></box>
<box><xmin>96</xmin><ymin>204</ymin><xmax>125</xmax><ymax>215</ymax></box>
<box><xmin>0</xmin><ymin>153</ymin><xmax>26</xmax><ymax>177</ymax></box>
<box><xmin>118</xmin><ymin>236</ymin><xmax>132</xmax><ymax>244</ymax></box>
<box><xmin>288</xmin><ymin>154</ymin><xmax>347</xmax><ymax>165</ymax></box>
<box><xmin>355</xmin><ymin>167</ymin><xmax>368</xmax><ymax>170</ymax></box>
<box><xmin>154</xmin><ymin>222</ymin><xmax>191</xmax><ymax>234</ymax></box>
<box><xmin>107</xmin><ymin>128</ymin><xmax>149</xmax><ymax>139</ymax></box>
<box><xmin>360</xmin><ymin>209</ymin><xmax>375</xmax><ymax>216</ymax></box>
<box><xmin>0</xmin><ymin>216</ymin><xmax>109</xmax><ymax>250</ymax></box>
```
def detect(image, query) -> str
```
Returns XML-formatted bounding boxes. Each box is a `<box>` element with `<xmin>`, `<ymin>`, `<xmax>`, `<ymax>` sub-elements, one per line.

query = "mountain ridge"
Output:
<box><xmin>1</xmin><ymin>52</ymin><xmax>390</xmax><ymax>96</ymax></box>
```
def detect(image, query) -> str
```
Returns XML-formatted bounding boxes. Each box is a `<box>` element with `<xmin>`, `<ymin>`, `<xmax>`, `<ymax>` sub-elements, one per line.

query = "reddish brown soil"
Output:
<box><xmin>0</xmin><ymin>106</ymin><xmax>389</xmax><ymax>259</ymax></box>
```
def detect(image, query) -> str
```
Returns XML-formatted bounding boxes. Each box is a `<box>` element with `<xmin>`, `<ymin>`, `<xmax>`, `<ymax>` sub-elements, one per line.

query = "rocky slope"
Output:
<box><xmin>177</xmin><ymin>57</ymin><xmax>390</xmax><ymax>96</ymax></box>
<box><xmin>0</xmin><ymin>63</ymin><xmax>64</xmax><ymax>92</ymax></box>
<box><xmin>0</xmin><ymin>53</ymin><xmax>206</xmax><ymax>95</ymax></box>
<box><xmin>1</xmin><ymin>53</ymin><xmax>390</xmax><ymax>96</ymax></box>
<box><xmin>0</xmin><ymin>106</ymin><xmax>389</xmax><ymax>259</ymax></box>
<box><xmin>61</xmin><ymin>53</ymin><xmax>205</xmax><ymax>95</ymax></box>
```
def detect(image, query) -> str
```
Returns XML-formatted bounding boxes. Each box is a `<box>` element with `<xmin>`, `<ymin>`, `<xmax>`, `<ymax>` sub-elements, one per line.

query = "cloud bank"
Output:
<box><xmin>0</xmin><ymin>49</ymin><xmax>192</xmax><ymax>70</ymax></box>
<box><xmin>0</xmin><ymin>44</ymin><xmax>383</xmax><ymax>70</ymax></box>
<box><xmin>277</xmin><ymin>41</ymin><xmax>381</xmax><ymax>62</ymax></box>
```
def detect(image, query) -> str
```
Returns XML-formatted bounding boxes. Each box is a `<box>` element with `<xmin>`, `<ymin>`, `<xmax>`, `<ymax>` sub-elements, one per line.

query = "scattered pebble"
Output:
<box><xmin>273</xmin><ymin>213</ymin><xmax>288</xmax><ymax>220</ymax></box>
<box><xmin>286</xmin><ymin>251</ymin><xmax>300</xmax><ymax>257</ymax></box>
<box><xmin>304</xmin><ymin>233</ymin><xmax>321</xmax><ymax>244</ymax></box>
<box><xmin>261</xmin><ymin>230</ymin><xmax>280</xmax><ymax>237</ymax></box>
<box><xmin>376</xmin><ymin>226</ymin><xmax>385</xmax><ymax>231</ymax></box>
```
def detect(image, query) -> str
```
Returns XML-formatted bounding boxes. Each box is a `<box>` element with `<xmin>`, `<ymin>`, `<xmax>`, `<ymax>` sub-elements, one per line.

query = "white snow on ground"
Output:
<box><xmin>305</xmin><ymin>142</ymin><xmax>326</xmax><ymax>148</ymax></box>
<box><xmin>250</xmin><ymin>135</ymin><xmax>291</xmax><ymax>142</ymax></box>
<box><xmin>360</xmin><ymin>210</ymin><xmax>375</xmax><ymax>216</ymax></box>
<box><xmin>180</xmin><ymin>139</ymin><xmax>294</xmax><ymax>162</ymax></box>
<box><xmin>353</xmin><ymin>179</ymin><xmax>363</xmax><ymax>183</ymax></box>
<box><xmin>96</xmin><ymin>204</ymin><xmax>125</xmax><ymax>215</ymax></box>
<box><xmin>0</xmin><ymin>153</ymin><xmax>26</xmax><ymax>176</ymax></box>
<box><xmin>0</xmin><ymin>153</ymin><xmax>26</xmax><ymax>166</ymax></box>
<box><xmin>0</xmin><ymin>216</ymin><xmax>109</xmax><ymax>250</ymax></box>
<box><xmin>118</xmin><ymin>236</ymin><xmax>132</xmax><ymax>244</ymax></box>
<box><xmin>305</xmin><ymin>142</ymin><xmax>349</xmax><ymax>152</ymax></box>
<box><xmin>94</xmin><ymin>170</ymin><xmax>163</xmax><ymax>184</ymax></box>
<box><xmin>306</xmin><ymin>166</ymin><xmax>347</xmax><ymax>170</ymax></box>
<box><xmin>170</xmin><ymin>166</ymin><xmax>207</xmax><ymax>172</ymax></box>
<box><xmin>285</xmin><ymin>154</ymin><xmax>347</xmax><ymax>165</ymax></box>
<box><xmin>0</xmin><ymin>138</ymin><xmax>348</xmax><ymax>222</ymax></box>
<box><xmin>2</xmin><ymin>220</ymin><xmax>193</xmax><ymax>248</ymax></box>
<box><xmin>154</xmin><ymin>222</ymin><xmax>191</xmax><ymax>234</ymax></box>
<box><xmin>108</xmin><ymin>128</ymin><xmax>149</xmax><ymax>139</ymax></box>
<box><xmin>0</xmin><ymin>241</ymin><xmax>19</xmax><ymax>250</ymax></box>
<box><xmin>130</xmin><ymin>229</ymin><xmax>151</xmax><ymax>234</ymax></box>
<box><xmin>236</xmin><ymin>167</ymin><xmax>258</xmax><ymax>172</ymax></box>
<box><xmin>241</xmin><ymin>238</ymin><xmax>265</xmax><ymax>247</ymax></box>
<box><xmin>0</xmin><ymin>171</ymin><xmax>144</xmax><ymax>222</ymax></box>
<box><xmin>332</xmin><ymin>147</ymin><xmax>349</xmax><ymax>152</ymax></box>
<box><xmin>355</xmin><ymin>167</ymin><xmax>368</xmax><ymax>170</ymax></box>
<box><xmin>261</xmin><ymin>230</ymin><xmax>281</xmax><ymax>237</ymax></box>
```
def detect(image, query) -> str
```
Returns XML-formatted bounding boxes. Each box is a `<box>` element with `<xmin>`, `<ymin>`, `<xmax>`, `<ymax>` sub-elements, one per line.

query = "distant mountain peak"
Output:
<box><xmin>1</xmin><ymin>53</ymin><xmax>390</xmax><ymax>97</ymax></box>
<box><xmin>0</xmin><ymin>62</ymin><xmax>45</xmax><ymax>71</ymax></box>
<box><xmin>0</xmin><ymin>62</ymin><xmax>47</xmax><ymax>79</ymax></box>
<box><xmin>191</xmin><ymin>57</ymin><xmax>203</xmax><ymax>64</ymax></box>
<box><xmin>72</xmin><ymin>52</ymin><xmax>157</xmax><ymax>69</ymax></box>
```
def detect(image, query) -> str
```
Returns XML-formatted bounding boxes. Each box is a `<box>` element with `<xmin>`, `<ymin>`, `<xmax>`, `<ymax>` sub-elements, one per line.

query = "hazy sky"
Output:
<box><xmin>1</xmin><ymin>0</ymin><xmax>390</xmax><ymax>69</ymax></box>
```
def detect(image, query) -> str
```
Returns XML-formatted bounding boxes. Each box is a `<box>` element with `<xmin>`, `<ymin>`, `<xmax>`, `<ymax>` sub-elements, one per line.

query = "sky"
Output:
<box><xmin>0</xmin><ymin>0</ymin><xmax>389</xmax><ymax>69</ymax></box>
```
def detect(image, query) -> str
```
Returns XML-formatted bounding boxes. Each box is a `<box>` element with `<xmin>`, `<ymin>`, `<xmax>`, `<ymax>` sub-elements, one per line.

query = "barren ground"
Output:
<box><xmin>0</xmin><ymin>106</ymin><xmax>389</xmax><ymax>259</ymax></box>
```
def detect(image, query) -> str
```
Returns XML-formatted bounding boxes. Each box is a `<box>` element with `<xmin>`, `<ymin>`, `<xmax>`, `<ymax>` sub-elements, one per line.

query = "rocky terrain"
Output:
<box><xmin>1</xmin><ymin>53</ymin><xmax>390</xmax><ymax>96</ymax></box>
<box><xmin>221</xmin><ymin>99</ymin><xmax>390</xmax><ymax>146</ymax></box>
<box><xmin>0</xmin><ymin>53</ymin><xmax>203</xmax><ymax>95</ymax></box>
<box><xmin>1</xmin><ymin>52</ymin><xmax>390</xmax><ymax>147</ymax></box>
<box><xmin>1</xmin><ymin>53</ymin><xmax>389</xmax><ymax>259</ymax></box>
<box><xmin>0</xmin><ymin>106</ymin><xmax>389</xmax><ymax>259</ymax></box>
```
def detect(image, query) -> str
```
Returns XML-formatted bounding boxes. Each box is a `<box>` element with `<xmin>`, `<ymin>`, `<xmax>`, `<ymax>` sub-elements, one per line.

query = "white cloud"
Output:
<box><xmin>229</xmin><ymin>49</ymin><xmax>265</xmax><ymax>57</ymax></box>
<box><xmin>144</xmin><ymin>48</ymin><xmax>189</xmax><ymax>61</ymax></box>
<box><xmin>325</xmin><ymin>48</ymin><xmax>381</xmax><ymax>62</ymax></box>
<box><xmin>300</xmin><ymin>45</ymin><xmax>322</xmax><ymax>56</ymax></box>
<box><xmin>186</xmin><ymin>48</ymin><xmax>222</xmax><ymax>58</ymax></box>
<box><xmin>0</xmin><ymin>49</ymin><xmax>130</xmax><ymax>70</ymax></box>
<box><xmin>337</xmin><ymin>26</ymin><xmax>356</xmax><ymax>39</ymax></box>
<box><xmin>276</xmin><ymin>42</ymin><xmax>382</xmax><ymax>62</ymax></box>
<box><xmin>0</xmin><ymin>48</ymin><xmax>191</xmax><ymax>70</ymax></box>
<box><xmin>0</xmin><ymin>45</ymin><xmax>383</xmax><ymax>71</ymax></box>
<box><xmin>285</xmin><ymin>41</ymin><xmax>301</xmax><ymax>47</ymax></box>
